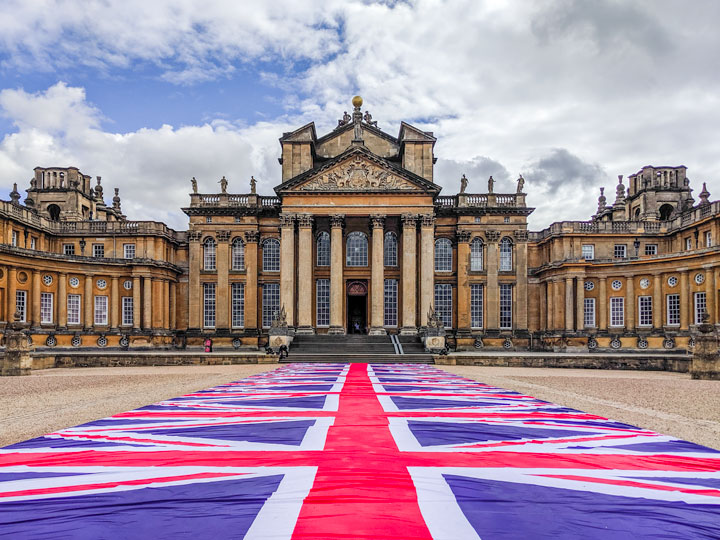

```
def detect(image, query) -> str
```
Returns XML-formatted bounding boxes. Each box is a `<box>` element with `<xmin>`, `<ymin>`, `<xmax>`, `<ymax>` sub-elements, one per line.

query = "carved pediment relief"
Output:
<box><xmin>299</xmin><ymin>155</ymin><xmax>417</xmax><ymax>192</ymax></box>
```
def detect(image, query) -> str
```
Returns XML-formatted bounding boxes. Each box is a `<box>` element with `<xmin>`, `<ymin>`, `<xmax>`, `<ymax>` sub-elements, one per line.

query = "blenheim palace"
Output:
<box><xmin>1</xmin><ymin>97</ymin><xmax>718</xmax><ymax>353</ymax></box>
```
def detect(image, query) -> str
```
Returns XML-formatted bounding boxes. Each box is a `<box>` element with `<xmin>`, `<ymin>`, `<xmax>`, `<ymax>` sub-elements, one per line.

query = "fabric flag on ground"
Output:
<box><xmin>1</xmin><ymin>363</ymin><xmax>719</xmax><ymax>539</ymax></box>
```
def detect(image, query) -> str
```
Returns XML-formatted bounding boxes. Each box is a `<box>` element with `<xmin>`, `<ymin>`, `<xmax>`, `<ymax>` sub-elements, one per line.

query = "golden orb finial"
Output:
<box><xmin>352</xmin><ymin>95</ymin><xmax>363</xmax><ymax>108</ymax></box>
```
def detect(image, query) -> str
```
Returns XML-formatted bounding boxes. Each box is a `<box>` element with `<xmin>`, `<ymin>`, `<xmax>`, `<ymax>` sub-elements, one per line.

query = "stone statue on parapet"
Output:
<box><xmin>516</xmin><ymin>174</ymin><xmax>525</xmax><ymax>193</ymax></box>
<box><xmin>487</xmin><ymin>175</ymin><xmax>494</xmax><ymax>194</ymax></box>
<box><xmin>363</xmin><ymin>111</ymin><xmax>377</xmax><ymax>127</ymax></box>
<box><xmin>250</xmin><ymin>176</ymin><xmax>257</xmax><ymax>194</ymax></box>
<box><xmin>338</xmin><ymin>111</ymin><xmax>351</xmax><ymax>127</ymax></box>
<box><xmin>460</xmin><ymin>174</ymin><xmax>468</xmax><ymax>194</ymax></box>
<box><xmin>191</xmin><ymin>177</ymin><xmax>198</xmax><ymax>193</ymax></box>
<box><xmin>219</xmin><ymin>176</ymin><xmax>228</xmax><ymax>194</ymax></box>
<box><xmin>271</xmin><ymin>306</ymin><xmax>288</xmax><ymax>329</ymax></box>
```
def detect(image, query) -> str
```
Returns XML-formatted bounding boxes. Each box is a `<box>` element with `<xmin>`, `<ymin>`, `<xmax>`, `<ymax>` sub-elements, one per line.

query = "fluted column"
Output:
<box><xmin>84</xmin><ymin>275</ymin><xmax>94</xmax><ymax>329</ymax></box>
<box><xmin>652</xmin><ymin>274</ymin><xmax>662</xmax><ymax>329</ymax></box>
<box><xmin>625</xmin><ymin>276</ymin><xmax>635</xmax><ymax>330</ymax></box>
<box><xmin>296</xmin><ymin>214</ymin><xmax>315</xmax><ymax>334</ymax></box>
<box><xmin>132</xmin><ymin>276</ymin><xmax>141</xmax><ymax>330</ymax></box>
<box><xmin>419</xmin><ymin>215</ymin><xmax>435</xmax><ymax>327</ymax></box>
<box><xmin>680</xmin><ymin>270</ymin><xmax>689</xmax><ymax>330</ymax></box>
<box><xmin>329</xmin><ymin>215</ymin><xmax>345</xmax><ymax>334</ymax></box>
<box><xmin>31</xmin><ymin>270</ymin><xmax>41</xmax><ymax>326</ymax></box>
<box><xmin>143</xmin><ymin>276</ymin><xmax>152</xmax><ymax>330</ymax></box>
<box><xmin>244</xmin><ymin>231</ymin><xmax>259</xmax><ymax>330</ymax></box>
<box><xmin>370</xmin><ymin>214</ymin><xmax>386</xmax><ymax>335</ymax></box>
<box><xmin>58</xmin><ymin>272</ymin><xmax>67</xmax><ymax>328</ymax></box>
<box><xmin>216</xmin><ymin>230</ymin><xmax>231</xmax><ymax>329</ymax></box>
<box><xmin>456</xmin><ymin>230</ymin><xmax>471</xmax><ymax>333</ymax></box>
<box><xmin>110</xmin><ymin>277</ymin><xmax>119</xmax><ymax>329</ymax></box>
<box><xmin>187</xmin><ymin>231</ymin><xmax>202</xmax><ymax>329</ymax></box>
<box><xmin>598</xmin><ymin>277</ymin><xmax>608</xmax><ymax>330</ymax></box>
<box><xmin>279</xmin><ymin>213</ymin><xmax>296</xmax><ymax>327</ymax></box>
<box><xmin>705</xmin><ymin>267</ymin><xmax>716</xmax><ymax>323</ymax></box>
<box><xmin>400</xmin><ymin>214</ymin><xmax>418</xmax><ymax>333</ymax></box>
<box><xmin>576</xmin><ymin>276</ymin><xmax>585</xmax><ymax>330</ymax></box>
<box><xmin>565</xmin><ymin>277</ymin><xmax>574</xmax><ymax>331</ymax></box>
<box><xmin>485</xmin><ymin>231</ymin><xmax>500</xmax><ymax>330</ymax></box>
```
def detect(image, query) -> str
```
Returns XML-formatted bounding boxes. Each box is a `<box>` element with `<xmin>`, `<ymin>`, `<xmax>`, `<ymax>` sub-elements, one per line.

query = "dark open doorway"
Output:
<box><xmin>346</xmin><ymin>280</ymin><xmax>368</xmax><ymax>334</ymax></box>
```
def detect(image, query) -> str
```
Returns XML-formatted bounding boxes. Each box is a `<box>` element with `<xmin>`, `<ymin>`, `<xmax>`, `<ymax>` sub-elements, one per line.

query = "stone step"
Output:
<box><xmin>280</xmin><ymin>354</ymin><xmax>434</xmax><ymax>364</ymax></box>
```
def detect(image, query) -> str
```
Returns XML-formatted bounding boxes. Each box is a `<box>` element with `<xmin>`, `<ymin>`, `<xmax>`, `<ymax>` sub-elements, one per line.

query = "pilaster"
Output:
<box><xmin>110</xmin><ymin>277</ymin><xmax>119</xmax><ymax>329</ymax></box>
<box><xmin>296</xmin><ymin>214</ymin><xmax>315</xmax><ymax>334</ymax></box>
<box><xmin>514</xmin><ymin>230</ymin><xmax>529</xmax><ymax>330</ymax></box>
<box><xmin>369</xmin><ymin>214</ymin><xmax>386</xmax><ymax>335</ymax></box>
<box><xmin>58</xmin><ymin>272</ymin><xmax>67</xmax><ymax>328</ymax></box>
<box><xmin>188</xmin><ymin>231</ymin><xmax>202</xmax><ymax>329</ymax></box>
<box><xmin>576</xmin><ymin>277</ymin><xmax>585</xmax><ymax>330</ymax></box>
<box><xmin>680</xmin><ymin>270</ymin><xmax>689</xmax><ymax>330</ymax></box>
<box><xmin>598</xmin><ymin>277</ymin><xmax>608</xmax><ymax>330</ymax></box>
<box><xmin>400</xmin><ymin>214</ymin><xmax>418</xmax><ymax>334</ymax></box>
<box><xmin>625</xmin><ymin>276</ymin><xmax>635</xmax><ymax>330</ymax></box>
<box><xmin>456</xmin><ymin>230</ymin><xmax>471</xmax><ymax>334</ymax></box>
<box><xmin>565</xmin><ymin>277</ymin><xmax>574</xmax><ymax>331</ymax></box>
<box><xmin>132</xmin><ymin>276</ymin><xmax>141</xmax><ymax>330</ymax></box>
<box><xmin>653</xmin><ymin>274</ymin><xmax>662</xmax><ymax>329</ymax></box>
<box><xmin>143</xmin><ymin>276</ymin><xmax>153</xmax><ymax>330</ymax></box>
<box><xmin>329</xmin><ymin>215</ymin><xmax>345</xmax><ymax>334</ymax></box>
<box><xmin>169</xmin><ymin>281</ymin><xmax>176</xmax><ymax>330</ymax></box>
<box><xmin>704</xmin><ymin>266</ymin><xmax>716</xmax><ymax>323</ymax></box>
<box><xmin>84</xmin><ymin>275</ymin><xmax>93</xmax><ymax>330</ymax></box>
<box><xmin>216</xmin><ymin>230</ymin><xmax>231</xmax><ymax>329</ymax></box>
<box><xmin>485</xmin><ymin>230</ymin><xmax>500</xmax><ymax>330</ymax></box>
<box><xmin>31</xmin><ymin>270</ymin><xmax>40</xmax><ymax>326</ymax></box>
<box><xmin>244</xmin><ymin>231</ymin><xmax>260</xmax><ymax>330</ymax></box>
<box><xmin>280</xmin><ymin>213</ymin><xmax>296</xmax><ymax>328</ymax></box>
<box><xmin>546</xmin><ymin>280</ymin><xmax>554</xmax><ymax>331</ymax></box>
<box><xmin>7</xmin><ymin>267</ymin><xmax>16</xmax><ymax>322</ymax></box>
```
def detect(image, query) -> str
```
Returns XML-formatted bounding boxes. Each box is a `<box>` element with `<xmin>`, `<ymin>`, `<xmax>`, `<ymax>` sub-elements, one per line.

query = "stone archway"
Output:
<box><xmin>346</xmin><ymin>281</ymin><xmax>368</xmax><ymax>334</ymax></box>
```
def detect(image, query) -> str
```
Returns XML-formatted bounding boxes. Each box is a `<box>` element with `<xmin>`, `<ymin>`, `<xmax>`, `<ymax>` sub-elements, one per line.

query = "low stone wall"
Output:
<box><xmin>435</xmin><ymin>354</ymin><xmax>691</xmax><ymax>372</ymax></box>
<box><xmin>31</xmin><ymin>352</ymin><xmax>278</xmax><ymax>370</ymax></box>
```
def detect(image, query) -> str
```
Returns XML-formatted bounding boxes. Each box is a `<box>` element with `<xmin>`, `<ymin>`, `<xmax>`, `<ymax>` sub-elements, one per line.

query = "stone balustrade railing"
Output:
<box><xmin>435</xmin><ymin>193</ymin><xmax>526</xmax><ymax>208</ymax></box>
<box><xmin>189</xmin><ymin>193</ymin><xmax>280</xmax><ymax>208</ymax></box>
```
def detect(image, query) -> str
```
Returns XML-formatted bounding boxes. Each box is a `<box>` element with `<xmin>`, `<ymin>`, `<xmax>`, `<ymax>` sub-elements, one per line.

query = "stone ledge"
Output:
<box><xmin>435</xmin><ymin>354</ymin><xmax>690</xmax><ymax>372</ymax></box>
<box><xmin>30</xmin><ymin>353</ymin><xmax>277</xmax><ymax>369</ymax></box>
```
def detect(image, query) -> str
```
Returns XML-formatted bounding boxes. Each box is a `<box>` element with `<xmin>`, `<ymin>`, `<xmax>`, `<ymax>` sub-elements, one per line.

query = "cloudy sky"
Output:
<box><xmin>1</xmin><ymin>0</ymin><xmax>718</xmax><ymax>230</ymax></box>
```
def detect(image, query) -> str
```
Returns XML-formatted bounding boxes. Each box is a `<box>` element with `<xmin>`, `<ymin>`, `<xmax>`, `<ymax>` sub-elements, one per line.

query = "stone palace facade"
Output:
<box><xmin>1</xmin><ymin>96</ymin><xmax>718</xmax><ymax>352</ymax></box>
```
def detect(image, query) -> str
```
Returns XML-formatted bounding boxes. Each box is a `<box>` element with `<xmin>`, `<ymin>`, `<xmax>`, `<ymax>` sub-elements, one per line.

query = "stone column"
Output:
<box><xmin>216</xmin><ymin>230</ymin><xmax>231</xmax><ymax>329</ymax></box>
<box><xmin>110</xmin><ymin>276</ymin><xmax>119</xmax><ymax>329</ymax></box>
<box><xmin>152</xmin><ymin>279</ymin><xmax>163</xmax><ymax>328</ymax></box>
<box><xmin>705</xmin><ymin>266</ymin><xmax>716</xmax><ymax>323</ymax></box>
<box><xmin>565</xmin><ymin>277</ymin><xmax>574</xmax><ymax>331</ymax></box>
<box><xmin>132</xmin><ymin>276</ymin><xmax>141</xmax><ymax>330</ymax></box>
<box><xmin>329</xmin><ymin>215</ymin><xmax>345</xmax><ymax>334</ymax></box>
<box><xmin>598</xmin><ymin>277</ymin><xmax>608</xmax><ymax>330</ymax></box>
<box><xmin>485</xmin><ymin>231</ymin><xmax>500</xmax><ymax>330</ymax></box>
<box><xmin>163</xmin><ymin>280</ymin><xmax>170</xmax><ymax>329</ymax></box>
<box><xmin>419</xmin><ymin>215</ymin><xmax>435</xmax><ymax>327</ymax></box>
<box><xmin>187</xmin><ymin>231</ymin><xmax>202</xmax><ymax>329</ymax></box>
<box><xmin>369</xmin><ymin>215</ymin><xmax>386</xmax><ymax>335</ymax></box>
<box><xmin>296</xmin><ymin>214</ymin><xmax>315</xmax><ymax>334</ymax></box>
<box><xmin>143</xmin><ymin>276</ymin><xmax>153</xmax><ymax>330</ymax></box>
<box><xmin>244</xmin><ymin>231</ymin><xmax>259</xmax><ymax>330</ymax></box>
<box><xmin>576</xmin><ymin>276</ymin><xmax>585</xmax><ymax>330</ymax></box>
<box><xmin>31</xmin><ymin>270</ymin><xmax>40</xmax><ymax>326</ymax></box>
<box><xmin>539</xmin><ymin>281</ymin><xmax>547</xmax><ymax>331</ymax></box>
<box><xmin>514</xmin><ymin>231</ymin><xmax>529</xmax><ymax>330</ymax></box>
<box><xmin>279</xmin><ymin>213</ymin><xmax>296</xmax><ymax>327</ymax></box>
<box><xmin>400</xmin><ymin>214</ymin><xmax>418</xmax><ymax>334</ymax></box>
<box><xmin>625</xmin><ymin>277</ymin><xmax>635</xmax><ymax>330</ymax></box>
<box><xmin>680</xmin><ymin>270</ymin><xmax>689</xmax><ymax>330</ymax></box>
<box><xmin>7</xmin><ymin>267</ymin><xmax>16</xmax><ymax>322</ymax></box>
<box><xmin>169</xmin><ymin>281</ymin><xmax>176</xmax><ymax>330</ymax></box>
<box><xmin>84</xmin><ymin>275</ymin><xmax>94</xmax><ymax>329</ymax></box>
<box><xmin>546</xmin><ymin>280</ymin><xmax>554</xmax><ymax>331</ymax></box>
<box><xmin>456</xmin><ymin>230</ymin><xmax>471</xmax><ymax>333</ymax></box>
<box><xmin>653</xmin><ymin>274</ymin><xmax>662</xmax><ymax>329</ymax></box>
<box><xmin>58</xmin><ymin>272</ymin><xmax>67</xmax><ymax>328</ymax></box>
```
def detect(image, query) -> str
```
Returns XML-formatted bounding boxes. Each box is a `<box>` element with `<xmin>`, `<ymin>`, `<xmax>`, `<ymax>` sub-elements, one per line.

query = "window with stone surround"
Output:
<box><xmin>94</xmin><ymin>295</ymin><xmax>108</xmax><ymax>325</ymax></box>
<box><xmin>694</xmin><ymin>292</ymin><xmax>707</xmax><ymax>325</ymax></box>
<box><xmin>384</xmin><ymin>279</ymin><xmax>398</xmax><ymax>327</ymax></box>
<box><xmin>122</xmin><ymin>297</ymin><xmax>133</xmax><ymax>326</ymax></box>
<box><xmin>262</xmin><ymin>283</ymin><xmax>280</xmax><ymax>328</ymax></box>
<box><xmin>666</xmin><ymin>294</ymin><xmax>680</xmax><ymax>326</ymax></box>
<box><xmin>93</xmin><ymin>244</ymin><xmax>105</xmax><ymax>258</ymax></box>
<box><xmin>583</xmin><ymin>298</ymin><xmax>596</xmax><ymax>327</ymax></box>
<box><xmin>434</xmin><ymin>283</ymin><xmax>452</xmax><ymax>328</ymax></box>
<box><xmin>316</xmin><ymin>279</ymin><xmax>330</xmax><ymax>327</ymax></box>
<box><xmin>581</xmin><ymin>244</ymin><xmax>594</xmax><ymax>260</ymax></box>
<box><xmin>500</xmin><ymin>284</ymin><xmax>513</xmax><ymax>329</ymax></box>
<box><xmin>614</xmin><ymin>244</ymin><xmax>626</xmax><ymax>259</ymax></box>
<box><xmin>232</xmin><ymin>282</ymin><xmax>245</xmax><ymax>328</ymax></box>
<box><xmin>346</xmin><ymin>232</ymin><xmax>368</xmax><ymax>267</ymax></box>
<box><xmin>232</xmin><ymin>238</ymin><xmax>245</xmax><ymax>270</ymax></box>
<box><xmin>470</xmin><ymin>238</ymin><xmax>483</xmax><ymax>271</ymax></box>
<box><xmin>15</xmin><ymin>290</ymin><xmax>26</xmax><ymax>322</ymax></box>
<box><xmin>638</xmin><ymin>296</ymin><xmax>652</xmax><ymax>327</ymax></box>
<box><xmin>500</xmin><ymin>238</ymin><xmax>513</xmax><ymax>271</ymax></box>
<box><xmin>123</xmin><ymin>243</ymin><xmax>136</xmax><ymax>259</ymax></box>
<box><xmin>471</xmin><ymin>284</ymin><xmax>483</xmax><ymax>328</ymax></box>
<box><xmin>67</xmin><ymin>294</ymin><xmax>81</xmax><ymax>325</ymax></box>
<box><xmin>262</xmin><ymin>238</ymin><xmax>280</xmax><ymax>272</ymax></box>
<box><xmin>40</xmin><ymin>292</ymin><xmax>53</xmax><ymax>324</ymax></box>
<box><xmin>316</xmin><ymin>232</ymin><xmax>330</xmax><ymax>267</ymax></box>
<box><xmin>203</xmin><ymin>283</ymin><xmax>216</xmax><ymax>328</ymax></box>
<box><xmin>434</xmin><ymin>238</ymin><xmax>452</xmax><ymax>272</ymax></box>
<box><xmin>384</xmin><ymin>232</ymin><xmax>397</xmax><ymax>267</ymax></box>
<box><xmin>644</xmin><ymin>244</ymin><xmax>657</xmax><ymax>256</ymax></box>
<box><xmin>610</xmin><ymin>297</ymin><xmax>624</xmax><ymax>327</ymax></box>
<box><xmin>203</xmin><ymin>238</ymin><xmax>216</xmax><ymax>271</ymax></box>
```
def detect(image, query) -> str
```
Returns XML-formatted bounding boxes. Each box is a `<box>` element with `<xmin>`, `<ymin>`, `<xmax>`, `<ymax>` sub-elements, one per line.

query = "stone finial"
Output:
<box><xmin>9</xmin><ymin>182</ymin><xmax>20</xmax><ymax>204</ymax></box>
<box><xmin>597</xmin><ymin>187</ymin><xmax>607</xmax><ymax>212</ymax></box>
<box><xmin>699</xmin><ymin>182</ymin><xmax>711</xmax><ymax>206</ymax></box>
<box><xmin>614</xmin><ymin>175</ymin><xmax>625</xmax><ymax>204</ymax></box>
<box><xmin>112</xmin><ymin>187</ymin><xmax>121</xmax><ymax>210</ymax></box>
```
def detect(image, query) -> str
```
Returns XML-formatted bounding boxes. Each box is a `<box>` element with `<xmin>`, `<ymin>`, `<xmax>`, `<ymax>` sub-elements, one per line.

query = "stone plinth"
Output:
<box><xmin>2</xmin><ymin>312</ymin><xmax>33</xmax><ymax>376</ymax></box>
<box><xmin>691</xmin><ymin>318</ymin><xmax>720</xmax><ymax>380</ymax></box>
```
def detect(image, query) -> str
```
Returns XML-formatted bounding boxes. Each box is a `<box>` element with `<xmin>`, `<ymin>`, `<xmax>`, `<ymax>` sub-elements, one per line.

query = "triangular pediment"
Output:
<box><xmin>274</xmin><ymin>146</ymin><xmax>440</xmax><ymax>195</ymax></box>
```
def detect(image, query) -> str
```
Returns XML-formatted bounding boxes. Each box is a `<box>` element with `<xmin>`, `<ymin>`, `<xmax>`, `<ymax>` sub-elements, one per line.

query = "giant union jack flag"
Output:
<box><xmin>1</xmin><ymin>363</ymin><xmax>719</xmax><ymax>539</ymax></box>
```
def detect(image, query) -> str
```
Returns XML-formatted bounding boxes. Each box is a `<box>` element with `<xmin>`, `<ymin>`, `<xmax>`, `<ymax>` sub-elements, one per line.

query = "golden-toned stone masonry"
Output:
<box><xmin>2</xmin><ymin>98</ymin><xmax>719</xmax><ymax>353</ymax></box>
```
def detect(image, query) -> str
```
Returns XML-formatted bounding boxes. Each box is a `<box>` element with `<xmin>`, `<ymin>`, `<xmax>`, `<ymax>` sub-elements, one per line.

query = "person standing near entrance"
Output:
<box><xmin>204</xmin><ymin>337</ymin><xmax>212</xmax><ymax>353</ymax></box>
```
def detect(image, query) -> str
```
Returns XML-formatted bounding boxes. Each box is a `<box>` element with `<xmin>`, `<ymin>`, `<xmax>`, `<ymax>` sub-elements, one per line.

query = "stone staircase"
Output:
<box><xmin>283</xmin><ymin>334</ymin><xmax>433</xmax><ymax>364</ymax></box>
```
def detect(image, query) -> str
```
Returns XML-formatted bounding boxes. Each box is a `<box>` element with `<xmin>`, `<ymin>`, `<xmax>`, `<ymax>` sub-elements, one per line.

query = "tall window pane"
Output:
<box><xmin>232</xmin><ymin>282</ymin><xmax>245</xmax><ymax>328</ymax></box>
<box><xmin>94</xmin><ymin>295</ymin><xmax>108</xmax><ymax>325</ymax></box>
<box><xmin>470</xmin><ymin>238</ymin><xmax>483</xmax><ymax>271</ymax></box>
<box><xmin>584</xmin><ymin>298</ymin><xmax>596</xmax><ymax>327</ymax></box>
<box><xmin>316</xmin><ymin>279</ymin><xmax>330</xmax><ymax>326</ymax></box>
<box><xmin>122</xmin><ymin>297</ymin><xmax>133</xmax><ymax>326</ymax></box>
<box><xmin>384</xmin><ymin>232</ymin><xmax>397</xmax><ymax>267</ymax></box>
<box><xmin>203</xmin><ymin>283</ymin><xmax>216</xmax><ymax>328</ymax></box>
<box><xmin>232</xmin><ymin>238</ymin><xmax>245</xmax><ymax>270</ymax></box>
<box><xmin>262</xmin><ymin>283</ymin><xmax>280</xmax><ymax>328</ymax></box>
<box><xmin>316</xmin><ymin>232</ymin><xmax>330</xmax><ymax>267</ymax></box>
<box><xmin>263</xmin><ymin>239</ymin><xmax>280</xmax><ymax>272</ymax></box>
<box><xmin>471</xmin><ymin>284</ymin><xmax>483</xmax><ymax>328</ymax></box>
<box><xmin>694</xmin><ymin>292</ymin><xmax>707</xmax><ymax>325</ymax></box>
<box><xmin>123</xmin><ymin>243</ymin><xmax>136</xmax><ymax>259</ymax></box>
<box><xmin>638</xmin><ymin>296</ymin><xmax>653</xmax><ymax>326</ymax></box>
<box><xmin>346</xmin><ymin>232</ymin><xmax>368</xmax><ymax>266</ymax></box>
<box><xmin>500</xmin><ymin>284</ymin><xmax>513</xmax><ymax>329</ymax></box>
<box><xmin>15</xmin><ymin>290</ymin><xmax>26</xmax><ymax>322</ymax></box>
<box><xmin>384</xmin><ymin>279</ymin><xmax>398</xmax><ymax>326</ymax></box>
<box><xmin>434</xmin><ymin>238</ymin><xmax>452</xmax><ymax>272</ymax></box>
<box><xmin>667</xmin><ymin>294</ymin><xmax>680</xmax><ymax>325</ymax></box>
<box><xmin>434</xmin><ymin>283</ymin><xmax>452</xmax><ymax>328</ymax></box>
<box><xmin>40</xmin><ymin>292</ymin><xmax>53</xmax><ymax>324</ymax></box>
<box><xmin>500</xmin><ymin>238</ymin><xmax>513</xmax><ymax>271</ymax></box>
<box><xmin>67</xmin><ymin>294</ymin><xmax>81</xmax><ymax>325</ymax></box>
<box><xmin>204</xmin><ymin>238</ymin><xmax>216</xmax><ymax>271</ymax></box>
<box><xmin>610</xmin><ymin>297</ymin><xmax>624</xmax><ymax>327</ymax></box>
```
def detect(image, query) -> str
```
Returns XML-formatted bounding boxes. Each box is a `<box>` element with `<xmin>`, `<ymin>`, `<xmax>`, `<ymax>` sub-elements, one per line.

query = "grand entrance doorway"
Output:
<box><xmin>346</xmin><ymin>281</ymin><xmax>368</xmax><ymax>334</ymax></box>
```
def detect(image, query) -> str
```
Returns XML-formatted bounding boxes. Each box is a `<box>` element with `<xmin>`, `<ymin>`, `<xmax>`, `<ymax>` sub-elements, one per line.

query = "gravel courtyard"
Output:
<box><xmin>1</xmin><ymin>364</ymin><xmax>718</xmax><ymax>450</ymax></box>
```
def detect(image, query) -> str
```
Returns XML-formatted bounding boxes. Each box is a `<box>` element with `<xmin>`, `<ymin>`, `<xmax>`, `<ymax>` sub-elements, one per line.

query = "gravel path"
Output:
<box><xmin>439</xmin><ymin>366</ymin><xmax>720</xmax><ymax>450</ymax></box>
<box><xmin>0</xmin><ymin>365</ymin><xmax>272</xmax><ymax>447</ymax></box>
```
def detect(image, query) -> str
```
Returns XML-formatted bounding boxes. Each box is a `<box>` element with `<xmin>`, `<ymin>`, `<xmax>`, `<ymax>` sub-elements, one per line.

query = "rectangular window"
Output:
<box><xmin>203</xmin><ymin>283</ymin><xmax>216</xmax><ymax>328</ymax></box>
<box><xmin>11</xmin><ymin>231</ymin><xmax>17</xmax><ymax>247</ymax></box>
<box><xmin>94</xmin><ymin>295</ymin><xmax>108</xmax><ymax>325</ymax></box>
<box><xmin>15</xmin><ymin>290</ymin><xmax>26</xmax><ymax>322</ymax></box>
<box><xmin>694</xmin><ymin>292</ymin><xmax>707</xmax><ymax>325</ymax></box>
<box><xmin>500</xmin><ymin>284</ymin><xmax>513</xmax><ymax>329</ymax></box>
<box><xmin>67</xmin><ymin>294</ymin><xmax>81</xmax><ymax>325</ymax></box>
<box><xmin>613</xmin><ymin>244</ymin><xmax>626</xmax><ymax>259</ymax></box>
<box><xmin>122</xmin><ymin>297</ymin><xmax>133</xmax><ymax>326</ymax></box>
<box><xmin>93</xmin><ymin>244</ymin><xmax>105</xmax><ymax>258</ymax></box>
<box><xmin>610</xmin><ymin>297</ymin><xmax>624</xmax><ymax>327</ymax></box>
<box><xmin>666</xmin><ymin>294</ymin><xmax>680</xmax><ymax>326</ymax></box>
<box><xmin>471</xmin><ymin>284</ymin><xmax>483</xmax><ymax>328</ymax></box>
<box><xmin>685</xmin><ymin>237</ymin><xmax>692</xmax><ymax>251</ymax></box>
<box><xmin>63</xmin><ymin>243</ymin><xmax>75</xmax><ymax>255</ymax></box>
<box><xmin>583</xmin><ymin>298</ymin><xmax>596</xmax><ymax>327</ymax></box>
<box><xmin>262</xmin><ymin>283</ymin><xmax>280</xmax><ymax>328</ymax></box>
<box><xmin>315</xmin><ymin>279</ymin><xmax>330</xmax><ymax>327</ymax></box>
<box><xmin>206</xmin><ymin>216</ymin><xmax>212</xmax><ymax>223</ymax></box>
<box><xmin>383</xmin><ymin>279</ymin><xmax>397</xmax><ymax>327</ymax></box>
<box><xmin>30</xmin><ymin>237</ymin><xmax>36</xmax><ymax>250</ymax></box>
<box><xmin>638</xmin><ymin>296</ymin><xmax>653</xmax><ymax>327</ymax></box>
<box><xmin>581</xmin><ymin>244</ymin><xmax>595</xmax><ymax>260</ymax></box>
<box><xmin>434</xmin><ymin>283</ymin><xmax>452</xmax><ymax>328</ymax></box>
<box><xmin>40</xmin><ymin>292</ymin><xmax>53</xmax><ymax>324</ymax></box>
<box><xmin>232</xmin><ymin>283</ymin><xmax>245</xmax><ymax>328</ymax></box>
<box><xmin>123</xmin><ymin>243</ymin><xmax>136</xmax><ymax>259</ymax></box>
<box><xmin>644</xmin><ymin>244</ymin><xmax>657</xmax><ymax>256</ymax></box>
<box><xmin>706</xmin><ymin>231</ymin><xmax>713</xmax><ymax>248</ymax></box>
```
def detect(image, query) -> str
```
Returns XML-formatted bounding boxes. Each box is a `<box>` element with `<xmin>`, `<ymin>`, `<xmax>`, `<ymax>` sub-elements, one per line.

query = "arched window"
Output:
<box><xmin>231</xmin><ymin>237</ymin><xmax>245</xmax><ymax>270</ymax></box>
<box><xmin>316</xmin><ymin>232</ymin><xmax>330</xmax><ymax>266</ymax></box>
<box><xmin>262</xmin><ymin>238</ymin><xmax>280</xmax><ymax>272</ymax></box>
<box><xmin>499</xmin><ymin>237</ymin><xmax>513</xmax><ymax>271</ymax></box>
<box><xmin>203</xmin><ymin>237</ymin><xmax>216</xmax><ymax>271</ymax></box>
<box><xmin>434</xmin><ymin>238</ymin><xmax>452</xmax><ymax>272</ymax></box>
<box><xmin>346</xmin><ymin>232</ymin><xmax>368</xmax><ymax>266</ymax></box>
<box><xmin>470</xmin><ymin>237</ymin><xmax>483</xmax><ymax>271</ymax></box>
<box><xmin>659</xmin><ymin>204</ymin><xmax>674</xmax><ymax>221</ymax></box>
<box><xmin>47</xmin><ymin>204</ymin><xmax>61</xmax><ymax>221</ymax></box>
<box><xmin>384</xmin><ymin>232</ymin><xmax>397</xmax><ymax>267</ymax></box>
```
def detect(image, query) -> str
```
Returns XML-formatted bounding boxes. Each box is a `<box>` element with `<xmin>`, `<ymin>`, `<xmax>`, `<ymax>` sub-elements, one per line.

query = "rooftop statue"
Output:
<box><xmin>460</xmin><ymin>174</ymin><xmax>468</xmax><ymax>194</ymax></box>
